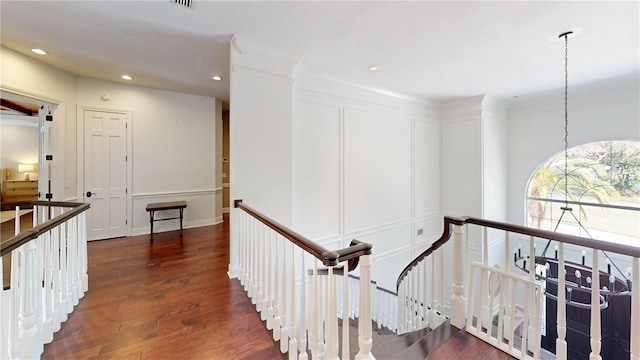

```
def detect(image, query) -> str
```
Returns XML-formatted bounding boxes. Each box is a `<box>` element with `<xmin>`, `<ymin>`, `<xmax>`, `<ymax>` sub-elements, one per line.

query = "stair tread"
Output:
<box><xmin>371</xmin><ymin>323</ymin><xmax>447</xmax><ymax>359</ymax></box>
<box><xmin>393</xmin><ymin>321</ymin><xmax>458</xmax><ymax>359</ymax></box>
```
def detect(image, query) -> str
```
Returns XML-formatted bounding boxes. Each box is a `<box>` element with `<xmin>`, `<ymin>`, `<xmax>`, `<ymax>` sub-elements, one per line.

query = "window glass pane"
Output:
<box><xmin>526</xmin><ymin>141</ymin><xmax>640</xmax><ymax>243</ymax></box>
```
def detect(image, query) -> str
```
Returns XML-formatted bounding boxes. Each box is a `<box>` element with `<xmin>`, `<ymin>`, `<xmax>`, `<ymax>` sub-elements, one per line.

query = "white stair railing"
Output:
<box><xmin>396</xmin><ymin>215</ymin><xmax>640</xmax><ymax>360</ymax></box>
<box><xmin>1</xmin><ymin>201</ymin><xmax>90</xmax><ymax>360</ymax></box>
<box><xmin>234</xmin><ymin>200</ymin><xmax>374</xmax><ymax>360</ymax></box>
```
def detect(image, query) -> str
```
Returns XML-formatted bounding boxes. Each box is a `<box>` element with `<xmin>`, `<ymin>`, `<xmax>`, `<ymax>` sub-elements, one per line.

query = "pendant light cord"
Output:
<box><xmin>562</xmin><ymin>32</ymin><xmax>570</xmax><ymax>209</ymax></box>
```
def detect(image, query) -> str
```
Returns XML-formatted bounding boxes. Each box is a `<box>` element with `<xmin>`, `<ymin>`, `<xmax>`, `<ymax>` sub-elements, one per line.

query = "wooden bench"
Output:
<box><xmin>145</xmin><ymin>201</ymin><xmax>187</xmax><ymax>238</ymax></box>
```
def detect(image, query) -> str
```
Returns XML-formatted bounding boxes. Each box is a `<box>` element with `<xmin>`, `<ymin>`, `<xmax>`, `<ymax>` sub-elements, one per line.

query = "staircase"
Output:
<box><xmin>344</xmin><ymin>318</ymin><xmax>457</xmax><ymax>359</ymax></box>
<box><xmin>235</xmin><ymin>201</ymin><xmax>640</xmax><ymax>360</ymax></box>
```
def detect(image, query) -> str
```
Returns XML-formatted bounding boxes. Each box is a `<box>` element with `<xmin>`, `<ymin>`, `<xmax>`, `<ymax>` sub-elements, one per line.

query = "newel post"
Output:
<box><xmin>450</xmin><ymin>224</ymin><xmax>466</xmax><ymax>328</ymax></box>
<box><xmin>355</xmin><ymin>254</ymin><xmax>375</xmax><ymax>360</ymax></box>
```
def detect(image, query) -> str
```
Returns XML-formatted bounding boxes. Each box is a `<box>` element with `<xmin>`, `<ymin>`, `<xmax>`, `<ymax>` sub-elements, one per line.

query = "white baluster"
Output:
<box><xmin>355</xmin><ymin>254</ymin><xmax>374</xmax><ymax>360</ymax></box>
<box><xmin>248</xmin><ymin>217</ymin><xmax>255</xmax><ymax>299</ymax></box>
<box><xmin>325</xmin><ymin>266</ymin><xmax>337</xmax><ymax>360</ymax></box>
<box><xmin>439</xmin><ymin>247</ymin><xmax>445</xmax><ymax>326</ymax></box>
<box><xmin>50</xmin><ymin>218</ymin><xmax>61</xmax><ymax>334</ymax></box>
<box><xmin>430</xmin><ymin>253</ymin><xmax>437</xmax><ymax>328</ymax></box>
<box><xmin>256</xmin><ymin>222</ymin><xmax>263</xmax><ymax>312</ymax></box>
<box><xmin>450</xmin><ymin>224</ymin><xmax>466</xmax><ymax>328</ymax></box>
<box><xmin>422</xmin><ymin>260</ymin><xmax>428</xmax><ymax>328</ymax></box>
<box><xmin>58</xmin><ymin>214</ymin><xmax>68</xmax><ymax>323</ymax></box>
<box><xmin>399</xmin><ymin>277</ymin><xmax>405</xmax><ymax>333</ymax></box>
<box><xmin>65</xmin><ymin>217</ymin><xmax>74</xmax><ymax>313</ymax></box>
<box><xmin>42</xmin><ymin>227</ymin><xmax>53</xmax><ymax>343</ymax></box>
<box><xmin>631</xmin><ymin>257</ymin><xmax>639</xmax><ymax>360</ymax></box>
<box><xmin>80</xmin><ymin>210</ymin><xmax>89</xmax><ymax>295</ymax></box>
<box><xmin>589</xmin><ymin>249</ymin><xmax>602</xmax><ymax>360</ymax></box>
<box><xmin>69</xmin><ymin>216</ymin><xmax>79</xmax><ymax>306</ymax></box>
<box><xmin>280</xmin><ymin>236</ymin><xmax>288</xmax><ymax>353</ymax></box>
<box><xmin>299</xmin><ymin>250</ymin><xmax>308</xmax><ymax>360</ymax></box>
<box><xmin>507</xmin><ymin>278</ymin><xmax>518</xmax><ymax>354</ymax></box>
<box><xmin>342</xmin><ymin>261</ymin><xmax>350</xmax><ymax>360</ymax></box>
<box><xmin>273</xmin><ymin>233</ymin><xmax>281</xmax><ymax>341</ymax></box>
<box><xmin>498</xmin><ymin>232</ymin><xmax>509</xmax><ymax>344</ymax></box>
<box><xmin>258</xmin><ymin>225</ymin><xmax>266</xmax><ymax>317</ymax></box>
<box><xmin>556</xmin><ymin>242</ymin><xmax>567</xmax><ymax>360</ymax></box>
<box><xmin>238</xmin><ymin>211</ymin><xmax>245</xmax><ymax>286</ymax></box>
<box><xmin>14</xmin><ymin>206</ymin><xmax>21</xmax><ymax>234</ymax></box>
<box><xmin>243</xmin><ymin>212</ymin><xmax>248</xmax><ymax>286</ymax></box>
<box><xmin>311</xmin><ymin>260</ymin><xmax>319</xmax><ymax>359</ymax></box>
<box><xmin>288</xmin><ymin>243</ymin><xmax>297</xmax><ymax>359</ymax></box>
<box><xmin>266</xmin><ymin>228</ymin><xmax>274</xmax><ymax>329</ymax></box>
<box><xmin>9</xmin><ymin>247</ymin><xmax>21</xmax><ymax>358</ymax></box>
<box><xmin>18</xmin><ymin>239</ymin><xmax>44</xmax><ymax>359</ymax></box>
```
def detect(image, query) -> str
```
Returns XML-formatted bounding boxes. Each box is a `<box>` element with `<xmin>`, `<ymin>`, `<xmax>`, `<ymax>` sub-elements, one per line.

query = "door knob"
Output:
<box><xmin>86</xmin><ymin>191</ymin><xmax>94</xmax><ymax>198</ymax></box>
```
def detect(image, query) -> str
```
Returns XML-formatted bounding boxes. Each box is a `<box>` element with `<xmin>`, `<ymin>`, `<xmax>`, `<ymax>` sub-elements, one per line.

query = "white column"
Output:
<box><xmin>450</xmin><ymin>224</ymin><xmax>466</xmax><ymax>328</ymax></box>
<box><xmin>355</xmin><ymin>255</ymin><xmax>375</xmax><ymax>360</ymax></box>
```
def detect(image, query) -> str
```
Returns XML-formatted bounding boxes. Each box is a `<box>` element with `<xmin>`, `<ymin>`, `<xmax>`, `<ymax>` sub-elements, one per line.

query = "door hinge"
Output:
<box><xmin>46</xmin><ymin>155</ymin><xmax>53</xmax><ymax>161</ymax></box>
<box><xmin>125</xmin><ymin>188</ymin><xmax>128</xmax><ymax>194</ymax></box>
<box><xmin>46</xmin><ymin>114</ymin><xmax>53</xmax><ymax>122</ymax></box>
<box><xmin>45</xmin><ymin>193</ymin><xmax>53</xmax><ymax>199</ymax></box>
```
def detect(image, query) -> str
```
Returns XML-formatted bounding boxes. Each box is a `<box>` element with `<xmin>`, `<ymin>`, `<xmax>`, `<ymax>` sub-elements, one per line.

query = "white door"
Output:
<box><xmin>83</xmin><ymin>109</ymin><xmax>127</xmax><ymax>240</ymax></box>
<box><xmin>38</xmin><ymin>105</ymin><xmax>51</xmax><ymax>200</ymax></box>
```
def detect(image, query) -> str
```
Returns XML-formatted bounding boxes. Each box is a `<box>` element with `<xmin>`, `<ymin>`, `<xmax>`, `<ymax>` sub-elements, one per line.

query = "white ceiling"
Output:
<box><xmin>1</xmin><ymin>1</ymin><xmax>638</xmax><ymax>103</ymax></box>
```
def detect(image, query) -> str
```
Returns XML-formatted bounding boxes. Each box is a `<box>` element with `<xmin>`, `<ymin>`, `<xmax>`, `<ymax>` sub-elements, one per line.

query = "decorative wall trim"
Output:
<box><xmin>294</xmin><ymin>67</ymin><xmax>436</xmax><ymax>107</ymax></box>
<box><xmin>0</xmin><ymin>85</ymin><xmax>63</xmax><ymax>105</ymax></box>
<box><xmin>231</xmin><ymin>64</ymin><xmax>296</xmax><ymax>84</ymax></box>
<box><xmin>132</xmin><ymin>188</ymin><xmax>219</xmax><ymax>199</ymax></box>
<box><xmin>294</xmin><ymin>88</ymin><xmax>438</xmax><ymax>123</ymax></box>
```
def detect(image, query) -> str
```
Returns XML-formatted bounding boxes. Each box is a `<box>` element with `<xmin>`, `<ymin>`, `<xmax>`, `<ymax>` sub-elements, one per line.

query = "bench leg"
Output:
<box><xmin>149</xmin><ymin>210</ymin><xmax>155</xmax><ymax>238</ymax></box>
<box><xmin>179</xmin><ymin>208</ymin><xmax>184</xmax><ymax>231</ymax></box>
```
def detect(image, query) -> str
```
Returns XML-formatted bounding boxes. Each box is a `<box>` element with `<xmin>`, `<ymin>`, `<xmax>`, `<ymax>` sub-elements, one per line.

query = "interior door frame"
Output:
<box><xmin>1</xmin><ymin>86</ymin><xmax>63</xmax><ymax>201</ymax></box>
<box><xmin>77</xmin><ymin>105</ymin><xmax>132</xmax><ymax>237</ymax></box>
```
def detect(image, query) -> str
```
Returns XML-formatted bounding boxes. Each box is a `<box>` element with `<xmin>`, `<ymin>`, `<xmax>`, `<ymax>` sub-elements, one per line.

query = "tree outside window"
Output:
<box><xmin>526</xmin><ymin>141</ymin><xmax>640</xmax><ymax>243</ymax></box>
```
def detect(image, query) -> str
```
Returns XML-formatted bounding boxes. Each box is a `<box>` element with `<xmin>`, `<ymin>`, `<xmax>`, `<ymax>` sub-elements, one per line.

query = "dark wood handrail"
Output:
<box><xmin>397</xmin><ymin>215</ymin><xmax>640</xmax><ymax>291</ymax></box>
<box><xmin>234</xmin><ymin>200</ymin><xmax>372</xmax><ymax>266</ymax></box>
<box><xmin>396</xmin><ymin>216</ymin><xmax>465</xmax><ymax>290</ymax></box>
<box><xmin>0</xmin><ymin>201</ymin><xmax>90</xmax><ymax>257</ymax></box>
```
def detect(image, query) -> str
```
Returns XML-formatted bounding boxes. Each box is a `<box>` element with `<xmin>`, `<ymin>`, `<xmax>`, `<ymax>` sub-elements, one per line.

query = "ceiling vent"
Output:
<box><xmin>170</xmin><ymin>0</ymin><xmax>193</xmax><ymax>9</ymax></box>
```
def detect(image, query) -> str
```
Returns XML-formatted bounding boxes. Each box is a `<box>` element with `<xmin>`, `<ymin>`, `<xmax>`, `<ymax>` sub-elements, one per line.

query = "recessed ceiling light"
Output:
<box><xmin>369</xmin><ymin>65</ymin><xmax>378</xmax><ymax>71</ymax></box>
<box><xmin>122</xmin><ymin>75</ymin><xmax>133</xmax><ymax>81</ymax></box>
<box><xmin>31</xmin><ymin>48</ymin><xmax>47</xmax><ymax>55</ymax></box>
<box><xmin>212</xmin><ymin>75</ymin><xmax>223</xmax><ymax>81</ymax></box>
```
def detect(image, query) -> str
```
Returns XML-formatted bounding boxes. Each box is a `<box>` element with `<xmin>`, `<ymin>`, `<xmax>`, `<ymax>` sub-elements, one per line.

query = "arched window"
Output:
<box><xmin>526</xmin><ymin>140</ymin><xmax>640</xmax><ymax>245</ymax></box>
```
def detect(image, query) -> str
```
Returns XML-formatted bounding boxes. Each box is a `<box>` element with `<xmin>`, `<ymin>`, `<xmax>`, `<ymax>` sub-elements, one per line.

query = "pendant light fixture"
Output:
<box><xmin>514</xmin><ymin>31</ymin><xmax>632</xmax><ymax>310</ymax></box>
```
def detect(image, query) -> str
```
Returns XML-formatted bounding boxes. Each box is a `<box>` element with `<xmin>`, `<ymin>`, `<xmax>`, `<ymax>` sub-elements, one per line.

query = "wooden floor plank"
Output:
<box><xmin>42</xmin><ymin>215</ymin><xmax>282</xmax><ymax>360</ymax></box>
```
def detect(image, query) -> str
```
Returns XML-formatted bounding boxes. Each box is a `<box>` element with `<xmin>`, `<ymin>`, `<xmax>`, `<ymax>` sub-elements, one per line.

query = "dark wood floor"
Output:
<box><xmin>42</xmin><ymin>215</ymin><xmax>282</xmax><ymax>360</ymax></box>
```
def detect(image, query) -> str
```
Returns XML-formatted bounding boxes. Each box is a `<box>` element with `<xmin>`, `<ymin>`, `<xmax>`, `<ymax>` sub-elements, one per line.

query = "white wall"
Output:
<box><xmin>1</xmin><ymin>46</ymin><xmax>78</xmax><ymax>200</ymax></box>
<box><xmin>229</xmin><ymin>36</ymin><xmax>298</xmax><ymax>277</ymax></box>
<box><xmin>292</xmin><ymin>72</ymin><xmax>441</xmax><ymax>291</ymax></box>
<box><xmin>77</xmin><ymin>78</ymin><xmax>220</xmax><ymax>234</ymax></box>
<box><xmin>507</xmin><ymin>78</ymin><xmax>640</xmax><ymax>226</ymax></box>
